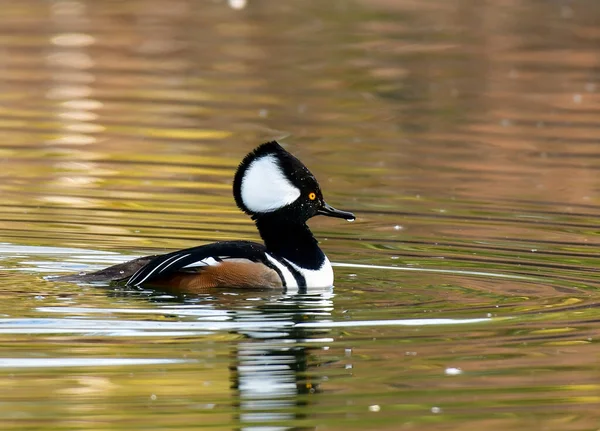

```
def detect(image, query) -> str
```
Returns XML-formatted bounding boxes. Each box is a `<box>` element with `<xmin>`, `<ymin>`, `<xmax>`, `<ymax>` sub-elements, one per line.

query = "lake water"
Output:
<box><xmin>1</xmin><ymin>0</ymin><xmax>600</xmax><ymax>429</ymax></box>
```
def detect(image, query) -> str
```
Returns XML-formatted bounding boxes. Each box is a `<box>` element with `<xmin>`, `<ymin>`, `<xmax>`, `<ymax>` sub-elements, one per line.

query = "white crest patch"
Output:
<box><xmin>241</xmin><ymin>155</ymin><xmax>301</xmax><ymax>213</ymax></box>
<box><xmin>284</xmin><ymin>256</ymin><xmax>334</xmax><ymax>288</ymax></box>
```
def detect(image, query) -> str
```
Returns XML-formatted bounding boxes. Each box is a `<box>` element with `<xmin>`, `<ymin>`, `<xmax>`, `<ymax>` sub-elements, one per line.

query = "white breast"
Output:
<box><xmin>284</xmin><ymin>256</ymin><xmax>334</xmax><ymax>288</ymax></box>
<box><xmin>265</xmin><ymin>254</ymin><xmax>298</xmax><ymax>288</ymax></box>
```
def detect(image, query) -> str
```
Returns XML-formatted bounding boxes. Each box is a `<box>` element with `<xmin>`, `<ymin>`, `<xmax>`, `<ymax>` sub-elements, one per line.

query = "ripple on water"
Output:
<box><xmin>1</xmin><ymin>0</ymin><xmax>600</xmax><ymax>430</ymax></box>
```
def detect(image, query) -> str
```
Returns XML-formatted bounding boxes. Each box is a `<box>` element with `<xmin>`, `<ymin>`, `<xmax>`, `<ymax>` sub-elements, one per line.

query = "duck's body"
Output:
<box><xmin>126</xmin><ymin>239</ymin><xmax>331</xmax><ymax>291</ymax></box>
<box><xmin>58</xmin><ymin>141</ymin><xmax>354</xmax><ymax>292</ymax></box>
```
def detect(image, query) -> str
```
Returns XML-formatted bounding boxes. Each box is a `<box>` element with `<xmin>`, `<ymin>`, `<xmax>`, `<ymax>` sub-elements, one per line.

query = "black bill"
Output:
<box><xmin>317</xmin><ymin>202</ymin><xmax>355</xmax><ymax>221</ymax></box>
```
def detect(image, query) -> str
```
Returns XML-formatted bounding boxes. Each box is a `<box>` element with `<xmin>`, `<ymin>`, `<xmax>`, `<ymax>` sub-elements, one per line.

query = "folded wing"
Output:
<box><xmin>126</xmin><ymin>241</ymin><xmax>281</xmax><ymax>288</ymax></box>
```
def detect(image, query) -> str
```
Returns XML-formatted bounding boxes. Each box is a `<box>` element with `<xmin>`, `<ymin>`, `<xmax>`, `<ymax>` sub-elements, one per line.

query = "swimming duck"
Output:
<box><xmin>59</xmin><ymin>141</ymin><xmax>355</xmax><ymax>291</ymax></box>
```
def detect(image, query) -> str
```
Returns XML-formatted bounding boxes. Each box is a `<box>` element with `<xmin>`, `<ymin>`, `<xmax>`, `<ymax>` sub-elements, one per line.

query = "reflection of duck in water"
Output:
<box><xmin>57</xmin><ymin>141</ymin><xmax>354</xmax><ymax>291</ymax></box>
<box><xmin>229</xmin><ymin>293</ymin><xmax>336</xmax><ymax>430</ymax></box>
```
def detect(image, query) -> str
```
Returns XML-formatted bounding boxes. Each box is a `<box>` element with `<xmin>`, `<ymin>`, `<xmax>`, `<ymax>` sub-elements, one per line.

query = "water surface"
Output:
<box><xmin>1</xmin><ymin>0</ymin><xmax>600</xmax><ymax>430</ymax></box>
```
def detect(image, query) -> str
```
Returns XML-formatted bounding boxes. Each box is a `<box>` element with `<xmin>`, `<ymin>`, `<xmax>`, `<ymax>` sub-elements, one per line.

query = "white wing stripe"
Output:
<box><xmin>131</xmin><ymin>253</ymin><xmax>190</xmax><ymax>286</ymax></box>
<box><xmin>158</xmin><ymin>253</ymin><xmax>194</xmax><ymax>274</ymax></box>
<box><xmin>182</xmin><ymin>256</ymin><xmax>221</xmax><ymax>269</ymax></box>
<box><xmin>181</xmin><ymin>261</ymin><xmax>208</xmax><ymax>269</ymax></box>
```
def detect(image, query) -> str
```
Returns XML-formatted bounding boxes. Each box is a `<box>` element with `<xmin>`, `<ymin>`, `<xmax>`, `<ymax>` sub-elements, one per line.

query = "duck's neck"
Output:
<box><xmin>255</xmin><ymin>217</ymin><xmax>325</xmax><ymax>270</ymax></box>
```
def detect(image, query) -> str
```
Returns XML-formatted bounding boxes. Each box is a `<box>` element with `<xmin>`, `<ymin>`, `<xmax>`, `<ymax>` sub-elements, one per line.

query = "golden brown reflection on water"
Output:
<box><xmin>1</xmin><ymin>0</ymin><xmax>600</xmax><ymax>430</ymax></box>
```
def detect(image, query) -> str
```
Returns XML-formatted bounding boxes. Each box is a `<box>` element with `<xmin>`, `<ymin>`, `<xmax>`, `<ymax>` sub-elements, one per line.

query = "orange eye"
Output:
<box><xmin>308</xmin><ymin>192</ymin><xmax>316</xmax><ymax>200</ymax></box>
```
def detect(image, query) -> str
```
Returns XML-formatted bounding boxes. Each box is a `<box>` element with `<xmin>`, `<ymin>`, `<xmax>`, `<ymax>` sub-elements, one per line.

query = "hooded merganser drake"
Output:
<box><xmin>59</xmin><ymin>141</ymin><xmax>355</xmax><ymax>291</ymax></box>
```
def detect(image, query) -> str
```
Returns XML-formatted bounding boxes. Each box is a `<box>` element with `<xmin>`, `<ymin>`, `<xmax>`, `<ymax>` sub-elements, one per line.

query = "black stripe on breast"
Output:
<box><xmin>261</xmin><ymin>256</ymin><xmax>287</xmax><ymax>288</ymax></box>
<box><xmin>278</xmin><ymin>258</ymin><xmax>306</xmax><ymax>288</ymax></box>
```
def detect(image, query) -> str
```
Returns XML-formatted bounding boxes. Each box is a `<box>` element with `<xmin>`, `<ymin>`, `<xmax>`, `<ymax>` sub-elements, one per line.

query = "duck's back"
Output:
<box><xmin>126</xmin><ymin>240</ymin><xmax>283</xmax><ymax>291</ymax></box>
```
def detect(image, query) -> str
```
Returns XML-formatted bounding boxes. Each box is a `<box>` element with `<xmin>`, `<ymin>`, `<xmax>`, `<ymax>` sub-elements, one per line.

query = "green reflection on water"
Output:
<box><xmin>0</xmin><ymin>0</ymin><xmax>600</xmax><ymax>430</ymax></box>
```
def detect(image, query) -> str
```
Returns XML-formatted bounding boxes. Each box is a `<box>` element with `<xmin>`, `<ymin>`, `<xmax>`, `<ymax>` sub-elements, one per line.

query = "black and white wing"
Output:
<box><xmin>126</xmin><ymin>241</ymin><xmax>268</xmax><ymax>286</ymax></box>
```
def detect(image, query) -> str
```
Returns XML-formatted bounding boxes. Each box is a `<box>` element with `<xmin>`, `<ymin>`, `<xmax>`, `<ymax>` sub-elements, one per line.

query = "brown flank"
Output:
<box><xmin>151</xmin><ymin>260</ymin><xmax>283</xmax><ymax>293</ymax></box>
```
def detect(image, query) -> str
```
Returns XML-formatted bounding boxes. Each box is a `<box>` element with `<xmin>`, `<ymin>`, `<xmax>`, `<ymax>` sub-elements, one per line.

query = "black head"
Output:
<box><xmin>233</xmin><ymin>141</ymin><xmax>355</xmax><ymax>223</ymax></box>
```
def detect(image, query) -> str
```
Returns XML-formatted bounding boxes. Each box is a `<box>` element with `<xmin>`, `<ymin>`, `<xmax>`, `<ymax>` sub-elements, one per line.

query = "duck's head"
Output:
<box><xmin>233</xmin><ymin>141</ymin><xmax>355</xmax><ymax>224</ymax></box>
